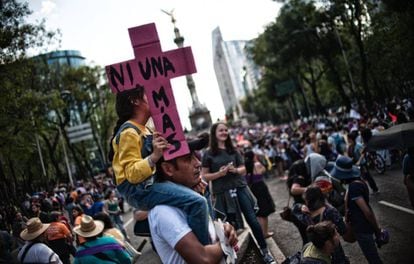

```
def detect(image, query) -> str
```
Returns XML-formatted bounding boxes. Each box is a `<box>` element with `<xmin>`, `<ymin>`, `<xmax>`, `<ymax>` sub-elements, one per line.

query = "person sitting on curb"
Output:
<box><xmin>73</xmin><ymin>215</ymin><xmax>131</xmax><ymax>264</ymax></box>
<box><xmin>302</xmin><ymin>221</ymin><xmax>341</xmax><ymax>264</ymax></box>
<box><xmin>18</xmin><ymin>217</ymin><xmax>62</xmax><ymax>264</ymax></box>
<box><xmin>148</xmin><ymin>137</ymin><xmax>238</xmax><ymax>264</ymax></box>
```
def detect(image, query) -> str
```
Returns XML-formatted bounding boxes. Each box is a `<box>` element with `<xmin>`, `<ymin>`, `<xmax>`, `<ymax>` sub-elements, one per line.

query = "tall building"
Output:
<box><xmin>212</xmin><ymin>27</ymin><xmax>261</xmax><ymax>118</ymax></box>
<box><xmin>38</xmin><ymin>50</ymin><xmax>86</xmax><ymax>127</ymax></box>
<box><xmin>42</xmin><ymin>50</ymin><xmax>85</xmax><ymax>70</ymax></box>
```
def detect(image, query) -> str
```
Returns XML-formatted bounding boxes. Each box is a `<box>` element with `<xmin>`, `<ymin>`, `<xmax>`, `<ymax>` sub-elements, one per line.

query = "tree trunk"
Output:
<box><xmin>0</xmin><ymin>157</ymin><xmax>10</xmax><ymax>202</ymax></box>
<box><xmin>41</xmin><ymin>131</ymin><xmax>64</xmax><ymax>181</ymax></box>
<box><xmin>7</xmin><ymin>157</ymin><xmax>18</xmax><ymax>201</ymax></box>
<box><xmin>321</xmin><ymin>51</ymin><xmax>351</xmax><ymax>109</ymax></box>
<box><xmin>302</xmin><ymin>63</ymin><xmax>326</xmax><ymax>115</ymax></box>
<box><xmin>348</xmin><ymin>1</ymin><xmax>371</xmax><ymax>104</ymax></box>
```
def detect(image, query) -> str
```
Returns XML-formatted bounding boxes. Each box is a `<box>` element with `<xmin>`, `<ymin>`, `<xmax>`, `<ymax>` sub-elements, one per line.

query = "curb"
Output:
<box><xmin>237</xmin><ymin>227</ymin><xmax>286</xmax><ymax>263</ymax></box>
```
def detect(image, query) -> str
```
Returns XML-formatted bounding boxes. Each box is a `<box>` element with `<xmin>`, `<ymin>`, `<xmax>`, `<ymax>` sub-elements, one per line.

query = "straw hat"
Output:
<box><xmin>20</xmin><ymin>218</ymin><xmax>50</xmax><ymax>241</ymax></box>
<box><xmin>73</xmin><ymin>215</ymin><xmax>104</xmax><ymax>238</ymax></box>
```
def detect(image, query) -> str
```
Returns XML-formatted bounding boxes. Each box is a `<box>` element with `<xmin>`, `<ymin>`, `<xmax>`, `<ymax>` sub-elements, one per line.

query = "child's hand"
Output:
<box><xmin>152</xmin><ymin>132</ymin><xmax>171</xmax><ymax>161</ymax></box>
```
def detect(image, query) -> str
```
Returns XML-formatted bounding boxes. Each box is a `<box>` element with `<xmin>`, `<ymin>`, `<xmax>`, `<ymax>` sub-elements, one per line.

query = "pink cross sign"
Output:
<box><xmin>105</xmin><ymin>23</ymin><xmax>197</xmax><ymax>160</ymax></box>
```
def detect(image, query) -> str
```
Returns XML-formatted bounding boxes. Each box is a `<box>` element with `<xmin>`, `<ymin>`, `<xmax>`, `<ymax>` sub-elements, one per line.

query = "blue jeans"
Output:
<box><xmin>117</xmin><ymin>180</ymin><xmax>210</xmax><ymax>245</ymax></box>
<box><xmin>355</xmin><ymin>232</ymin><xmax>383</xmax><ymax>264</ymax></box>
<box><xmin>110</xmin><ymin>214</ymin><xmax>128</xmax><ymax>239</ymax></box>
<box><xmin>237</xmin><ymin>186</ymin><xmax>267</xmax><ymax>249</ymax></box>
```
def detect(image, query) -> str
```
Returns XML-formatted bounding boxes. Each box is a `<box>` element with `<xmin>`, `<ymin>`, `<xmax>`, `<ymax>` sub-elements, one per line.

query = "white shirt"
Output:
<box><xmin>18</xmin><ymin>242</ymin><xmax>62</xmax><ymax>264</ymax></box>
<box><xmin>148</xmin><ymin>205</ymin><xmax>219</xmax><ymax>264</ymax></box>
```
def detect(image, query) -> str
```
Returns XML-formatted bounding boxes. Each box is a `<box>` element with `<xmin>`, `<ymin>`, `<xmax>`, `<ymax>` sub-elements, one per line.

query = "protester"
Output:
<box><xmin>93</xmin><ymin>212</ymin><xmax>140</xmax><ymax>262</ymax></box>
<box><xmin>104</xmin><ymin>190</ymin><xmax>129</xmax><ymax>241</ymax></box>
<box><xmin>45</xmin><ymin>212</ymin><xmax>72</xmax><ymax>264</ymax></box>
<box><xmin>29</xmin><ymin>203</ymin><xmax>50</xmax><ymax>223</ymax></box>
<box><xmin>149</xmin><ymin>137</ymin><xmax>238</xmax><ymax>264</ymax></box>
<box><xmin>331</xmin><ymin>156</ymin><xmax>385</xmax><ymax>264</ymax></box>
<box><xmin>11</xmin><ymin>211</ymin><xmax>27</xmax><ymax>248</ymax></box>
<box><xmin>299</xmin><ymin>186</ymin><xmax>348</xmax><ymax>263</ymax></box>
<box><xmin>73</xmin><ymin>215</ymin><xmax>131</xmax><ymax>264</ymax></box>
<box><xmin>93</xmin><ymin>212</ymin><xmax>125</xmax><ymax>245</ymax></box>
<box><xmin>0</xmin><ymin>229</ymin><xmax>16</xmax><ymax>264</ymax></box>
<box><xmin>403</xmin><ymin>147</ymin><xmax>414</xmax><ymax>209</ymax></box>
<box><xmin>17</xmin><ymin>217</ymin><xmax>62</xmax><ymax>264</ymax></box>
<box><xmin>244</xmin><ymin>149</ymin><xmax>276</xmax><ymax>238</ymax></box>
<box><xmin>202</xmin><ymin>121</ymin><xmax>275</xmax><ymax>264</ymax></box>
<box><xmin>72</xmin><ymin>205</ymin><xmax>86</xmax><ymax>245</ymax></box>
<box><xmin>64</xmin><ymin>197</ymin><xmax>76</xmax><ymax>226</ymax></box>
<box><xmin>358</xmin><ymin>128</ymin><xmax>380</xmax><ymax>194</ymax></box>
<box><xmin>108</xmin><ymin>86</ymin><xmax>210</xmax><ymax>245</ymax></box>
<box><xmin>302</xmin><ymin>221</ymin><xmax>341</xmax><ymax>264</ymax></box>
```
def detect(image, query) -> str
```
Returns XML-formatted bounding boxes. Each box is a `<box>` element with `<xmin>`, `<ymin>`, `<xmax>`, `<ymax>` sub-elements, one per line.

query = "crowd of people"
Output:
<box><xmin>0</xmin><ymin>91</ymin><xmax>412</xmax><ymax>264</ymax></box>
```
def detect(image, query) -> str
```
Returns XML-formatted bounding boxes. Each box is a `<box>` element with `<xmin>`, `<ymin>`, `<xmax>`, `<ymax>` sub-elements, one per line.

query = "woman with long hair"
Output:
<box><xmin>201</xmin><ymin>122</ymin><xmax>275</xmax><ymax>264</ymax></box>
<box><xmin>104</xmin><ymin>190</ymin><xmax>128</xmax><ymax>241</ymax></box>
<box><xmin>244</xmin><ymin>150</ymin><xmax>275</xmax><ymax>238</ymax></box>
<box><xmin>108</xmin><ymin>86</ymin><xmax>210</xmax><ymax>245</ymax></box>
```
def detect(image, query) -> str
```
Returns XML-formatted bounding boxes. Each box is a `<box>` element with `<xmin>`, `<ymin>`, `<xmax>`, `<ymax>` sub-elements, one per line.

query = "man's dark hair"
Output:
<box><xmin>304</xmin><ymin>186</ymin><xmax>326</xmax><ymax>211</ymax></box>
<box><xmin>360</xmin><ymin>128</ymin><xmax>372</xmax><ymax>144</ymax></box>
<box><xmin>155</xmin><ymin>159</ymin><xmax>178</xmax><ymax>182</ymax></box>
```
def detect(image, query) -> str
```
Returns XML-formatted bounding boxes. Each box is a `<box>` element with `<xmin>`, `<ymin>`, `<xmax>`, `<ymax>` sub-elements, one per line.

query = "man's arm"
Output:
<box><xmin>291</xmin><ymin>182</ymin><xmax>307</xmax><ymax>196</ymax></box>
<box><xmin>175</xmin><ymin>222</ymin><xmax>238</xmax><ymax>264</ymax></box>
<box><xmin>354</xmin><ymin>197</ymin><xmax>381</xmax><ymax>235</ymax></box>
<box><xmin>175</xmin><ymin>232</ymin><xmax>223</xmax><ymax>264</ymax></box>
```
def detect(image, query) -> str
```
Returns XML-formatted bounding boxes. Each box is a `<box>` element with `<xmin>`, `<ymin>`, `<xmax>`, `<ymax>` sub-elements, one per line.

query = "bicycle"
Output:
<box><xmin>365</xmin><ymin>151</ymin><xmax>386</xmax><ymax>174</ymax></box>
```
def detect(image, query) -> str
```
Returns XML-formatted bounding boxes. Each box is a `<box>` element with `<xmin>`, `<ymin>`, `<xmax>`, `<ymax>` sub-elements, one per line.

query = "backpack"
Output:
<box><xmin>114</xmin><ymin>122</ymin><xmax>152</xmax><ymax>158</ymax></box>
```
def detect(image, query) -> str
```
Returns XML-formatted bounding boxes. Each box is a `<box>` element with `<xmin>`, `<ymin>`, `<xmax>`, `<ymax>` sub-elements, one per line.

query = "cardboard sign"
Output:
<box><xmin>105</xmin><ymin>23</ymin><xmax>196</xmax><ymax>160</ymax></box>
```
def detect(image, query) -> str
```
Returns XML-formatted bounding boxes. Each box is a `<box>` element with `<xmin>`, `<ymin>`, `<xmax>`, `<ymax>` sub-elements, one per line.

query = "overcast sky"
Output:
<box><xmin>27</xmin><ymin>0</ymin><xmax>281</xmax><ymax>130</ymax></box>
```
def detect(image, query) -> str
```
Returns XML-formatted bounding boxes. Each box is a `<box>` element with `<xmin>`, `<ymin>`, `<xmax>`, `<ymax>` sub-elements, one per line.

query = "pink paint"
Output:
<box><xmin>105</xmin><ymin>23</ymin><xmax>197</xmax><ymax>160</ymax></box>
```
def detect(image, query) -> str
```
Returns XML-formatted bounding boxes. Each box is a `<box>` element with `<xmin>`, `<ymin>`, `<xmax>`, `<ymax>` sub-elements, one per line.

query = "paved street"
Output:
<box><xmin>267</xmin><ymin>165</ymin><xmax>414</xmax><ymax>264</ymax></box>
<box><xmin>120</xmin><ymin>165</ymin><xmax>414</xmax><ymax>263</ymax></box>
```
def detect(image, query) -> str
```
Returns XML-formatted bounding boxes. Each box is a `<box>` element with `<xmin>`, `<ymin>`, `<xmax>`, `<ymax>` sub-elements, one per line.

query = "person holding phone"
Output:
<box><xmin>201</xmin><ymin>122</ymin><xmax>276</xmax><ymax>264</ymax></box>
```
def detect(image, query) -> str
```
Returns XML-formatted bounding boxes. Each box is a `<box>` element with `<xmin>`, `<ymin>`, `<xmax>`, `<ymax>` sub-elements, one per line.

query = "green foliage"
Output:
<box><xmin>0</xmin><ymin>1</ymin><xmax>115</xmax><ymax>202</ymax></box>
<box><xmin>247</xmin><ymin>0</ymin><xmax>414</xmax><ymax>122</ymax></box>
<box><xmin>0</xmin><ymin>0</ymin><xmax>58</xmax><ymax>64</ymax></box>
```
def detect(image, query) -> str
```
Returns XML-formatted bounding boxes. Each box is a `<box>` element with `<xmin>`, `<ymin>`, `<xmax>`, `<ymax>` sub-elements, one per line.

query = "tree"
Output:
<box><xmin>0</xmin><ymin>1</ymin><xmax>59</xmax><ymax>199</ymax></box>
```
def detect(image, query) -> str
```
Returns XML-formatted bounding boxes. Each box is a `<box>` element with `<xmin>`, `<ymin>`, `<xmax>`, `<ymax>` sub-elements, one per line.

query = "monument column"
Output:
<box><xmin>162</xmin><ymin>10</ymin><xmax>212</xmax><ymax>131</ymax></box>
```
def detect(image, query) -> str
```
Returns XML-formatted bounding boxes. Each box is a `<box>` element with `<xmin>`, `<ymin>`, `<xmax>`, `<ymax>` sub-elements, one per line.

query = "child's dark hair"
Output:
<box><xmin>306</xmin><ymin>221</ymin><xmax>336</xmax><ymax>249</ymax></box>
<box><xmin>108</xmin><ymin>86</ymin><xmax>145</xmax><ymax>162</ymax></box>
